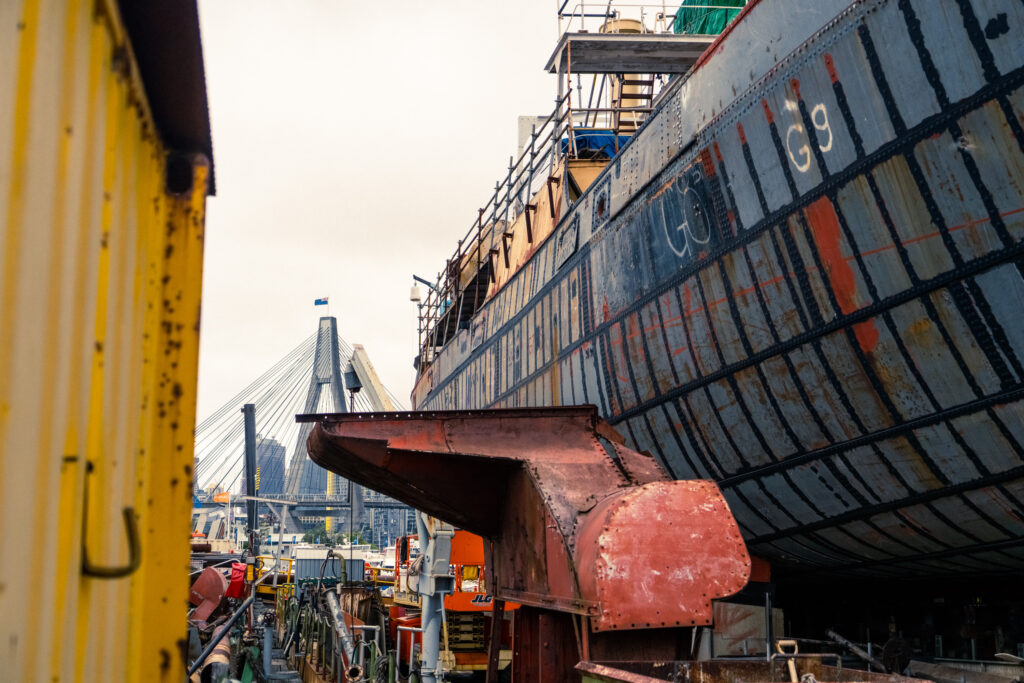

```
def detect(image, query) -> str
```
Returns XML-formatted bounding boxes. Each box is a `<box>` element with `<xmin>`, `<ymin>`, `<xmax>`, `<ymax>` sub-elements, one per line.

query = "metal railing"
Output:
<box><xmin>556</xmin><ymin>1</ymin><xmax>744</xmax><ymax>35</ymax></box>
<box><xmin>199</xmin><ymin>492</ymin><xmax>407</xmax><ymax>506</ymax></box>
<box><xmin>413</xmin><ymin>100</ymin><xmax>648</xmax><ymax>369</ymax></box>
<box><xmin>366</xmin><ymin>565</ymin><xmax>395</xmax><ymax>587</ymax></box>
<box><xmin>413</xmin><ymin>99</ymin><xmax>656</xmax><ymax>370</ymax></box>
<box><xmin>414</xmin><ymin>92</ymin><xmax>572</xmax><ymax>369</ymax></box>
<box><xmin>414</xmin><ymin>1</ymin><xmax>742</xmax><ymax>371</ymax></box>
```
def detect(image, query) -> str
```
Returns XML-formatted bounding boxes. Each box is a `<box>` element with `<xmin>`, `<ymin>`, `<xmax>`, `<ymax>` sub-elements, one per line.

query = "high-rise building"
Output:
<box><xmin>255</xmin><ymin>435</ymin><xmax>286</xmax><ymax>495</ymax></box>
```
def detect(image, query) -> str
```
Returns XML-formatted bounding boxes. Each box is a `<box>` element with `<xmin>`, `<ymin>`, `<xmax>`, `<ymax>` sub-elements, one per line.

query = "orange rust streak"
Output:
<box><xmin>804</xmin><ymin>196</ymin><xmax>879</xmax><ymax>352</ymax></box>
<box><xmin>628</xmin><ymin>315</ymin><xmax>646</xmax><ymax>362</ymax></box>
<box><xmin>700</xmin><ymin>148</ymin><xmax>716</xmax><ymax>178</ymax></box>
<box><xmin>612</xmin><ymin>326</ymin><xmax>634</xmax><ymax>384</ymax></box>
<box><xmin>856</xmin><ymin>206</ymin><xmax>1024</xmax><ymax>259</ymax></box>
<box><xmin>677</xmin><ymin>207</ymin><xmax>1020</xmax><ymax>322</ymax></box>
<box><xmin>598</xmin><ymin>207</ymin><xmax>1020</xmax><ymax>358</ymax></box>
<box><xmin>824</xmin><ymin>53</ymin><xmax>839</xmax><ymax>83</ymax></box>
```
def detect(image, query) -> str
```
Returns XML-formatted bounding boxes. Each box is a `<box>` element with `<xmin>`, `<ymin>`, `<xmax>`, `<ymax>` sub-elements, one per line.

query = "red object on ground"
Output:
<box><xmin>393</xmin><ymin>614</ymin><xmax>422</xmax><ymax>662</ymax></box>
<box><xmin>189</xmin><ymin>567</ymin><xmax>228</xmax><ymax>622</ymax></box>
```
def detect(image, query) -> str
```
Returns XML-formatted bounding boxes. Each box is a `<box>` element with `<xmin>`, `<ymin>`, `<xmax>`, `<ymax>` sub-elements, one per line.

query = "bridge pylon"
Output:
<box><xmin>283</xmin><ymin>316</ymin><xmax>363</xmax><ymax>524</ymax></box>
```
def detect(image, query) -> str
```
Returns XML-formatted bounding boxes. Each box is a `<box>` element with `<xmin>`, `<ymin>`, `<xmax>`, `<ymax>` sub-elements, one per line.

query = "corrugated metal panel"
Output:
<box><xmin>0</xmin><ymin>1</ymin><xmax>208</xmax><ymax>681</ymax></box>
<box><xmin>293</xmin><ymin>557</ymin><xmax>367</xmax><ymax>583</ymax></box>
<box><xmin>295</xmin><ymin>557</ymin><xmax>343</xmax><ymax>583</ymax></box>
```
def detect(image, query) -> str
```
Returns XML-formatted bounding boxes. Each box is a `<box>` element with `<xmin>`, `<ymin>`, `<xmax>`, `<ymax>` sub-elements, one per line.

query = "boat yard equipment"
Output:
<box><xmin>301</xmin><ymin>405</ymin><xmax>751</xmax><ymax>679</ymax></box>
<box><xmin>411</xmin><ymin>512</ymin><xmax>456</xmax><ymax>683</ymax></box>
<box><xmin>391</xmin><ymin>527</ymin><xmax>520</xmax><ymax>674</ymax></box>
<box><xmin>190</xmin><ymin>566</ymin><xmax>230</xmax><ymax>623</ymax></box>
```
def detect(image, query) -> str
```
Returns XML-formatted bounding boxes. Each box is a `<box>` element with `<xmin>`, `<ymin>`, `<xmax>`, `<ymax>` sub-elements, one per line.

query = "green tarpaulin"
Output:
<box><xmin>672</xmin><ymin>0</ymin><xmax>746</xmax><ymax>35</ymax></box>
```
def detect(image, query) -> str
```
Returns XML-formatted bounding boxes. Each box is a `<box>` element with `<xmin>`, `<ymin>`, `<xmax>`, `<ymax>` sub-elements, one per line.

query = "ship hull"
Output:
<box><xmin>413</xmin><ymin>0</ymin><xmax>1024</xmax><ymax>576</ymax></box>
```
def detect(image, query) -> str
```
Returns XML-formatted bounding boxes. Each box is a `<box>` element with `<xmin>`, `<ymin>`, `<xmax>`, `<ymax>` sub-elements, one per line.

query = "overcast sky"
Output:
<box><xmin>194</xmin><ymin>1</ymin><xmax>558</xmax><ymax>420</ymax></box>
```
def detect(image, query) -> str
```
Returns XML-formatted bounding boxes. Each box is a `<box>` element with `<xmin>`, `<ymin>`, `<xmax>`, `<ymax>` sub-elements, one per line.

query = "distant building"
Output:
<box><xmin>242</xmin><ymin>435</ymin><xmax>286</xmax><ymax>495</ymax></box>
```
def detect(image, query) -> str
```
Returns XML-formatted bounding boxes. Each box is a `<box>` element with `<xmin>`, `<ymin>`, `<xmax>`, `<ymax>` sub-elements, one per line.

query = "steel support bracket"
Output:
<box><xmin>299</xmin><ymin>406</ymin><xmax>749</xmax><ymax>632</ymax></box>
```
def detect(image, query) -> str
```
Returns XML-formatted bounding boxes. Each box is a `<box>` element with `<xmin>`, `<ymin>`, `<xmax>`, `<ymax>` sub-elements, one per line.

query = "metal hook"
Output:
<box><xmin>81</xmin><ymin>463</ymin><xmax>141</xmax><ymax>578</ymax></box>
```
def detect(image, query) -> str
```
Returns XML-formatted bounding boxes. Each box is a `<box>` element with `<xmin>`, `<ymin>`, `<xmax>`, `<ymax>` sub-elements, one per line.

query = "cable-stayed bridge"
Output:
<box><xmin>192</xmin><ymin>316</ymin><xmax>410</xmax><ymax>534</ymax></box>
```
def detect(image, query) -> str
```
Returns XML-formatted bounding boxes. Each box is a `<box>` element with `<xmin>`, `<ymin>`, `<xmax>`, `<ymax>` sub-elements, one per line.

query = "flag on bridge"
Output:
<box><xmin>314</xmin><ymin>297</ymin><xmax>329</xmax><ymax>306</ymax></box>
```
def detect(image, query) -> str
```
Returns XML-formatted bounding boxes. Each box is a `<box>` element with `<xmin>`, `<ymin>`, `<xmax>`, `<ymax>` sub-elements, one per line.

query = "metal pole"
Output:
<box><xmin>189</xmin><ymin>557</ymin><xmax>238</xmax><ymax>577</ymax></box>
<box><xmin>242</xmin><ymin>403</ymin><xmax>259</xmax><ymax>555</ymax></box>
<box><xmin>485</xmin><ymin>599</ymin><xmax>506</xmax><ymax>682</ymax></box>
<box><xmin>826</xmin><ymin>628</ymin><xmax>887</xmax><ymax>671</ymax></box>
<box><xmin>188</xmin><ymin>593</ymin><xmax>255</xmax><ymax>675</ymax></box>
<box><xmin>272</xmin><ymin>503</ymin><xmax>284</xmax><ymax>589</ymax></box>
<box><xmin>263</xmin><ymin>624</ymin><xmax>273</xmax><ymax>676</ymax></box>
<box><xmin>398</xmin><ymin>626</ymin><xmax>423</xmax><ymax>677</ymax></box>
<box><xmin>396</xmin><ymin>627</ymin><xmax>403</xmax><ymax>680</ymax></box>
<box><xmin>352</xmin><ymin>625</ymin><xmax>381</xmax><ymax>653</ymax></box>
<box><xmin>326</xmin><ymin>588</ymin><xmax>356</xmax><ymax>667</ymax></box>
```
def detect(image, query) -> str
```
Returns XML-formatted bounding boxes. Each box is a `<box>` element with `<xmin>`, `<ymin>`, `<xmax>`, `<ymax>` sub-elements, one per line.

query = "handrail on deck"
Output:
<box><xmin>415</xmin><ymin>68</ymin><xmax>666</xmax><ymax>369</ymax></box>
<box><xmin>557</xmin><ymin>2</ymin><xmax>743</xmax><ymax>34</ymax></box>
<box><xmin>414</xmin><ymin>92</ymin><xmax>572</xmax><ymax>369</ymax></box>
<box><xmin>413</xmin><ymin>1</ymin><xmax>738</xmax><ymax>371</ymax></box>
<box><xmin>414</xmin><ymin>98</ymin><xmax>652</xmax><ymax>368</ymax></box>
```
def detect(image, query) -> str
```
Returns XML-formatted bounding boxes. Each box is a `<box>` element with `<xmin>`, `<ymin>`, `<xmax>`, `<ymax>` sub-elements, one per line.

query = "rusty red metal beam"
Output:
<box><xmin>301</xmin><ymin>406</ymin><xmax>750</xmax><ymax>632</ymax></box>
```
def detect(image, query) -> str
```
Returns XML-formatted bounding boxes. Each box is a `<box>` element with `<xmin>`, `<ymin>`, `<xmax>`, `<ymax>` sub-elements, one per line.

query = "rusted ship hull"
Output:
<box><xmin>413</xmin><ymin>0</ymin><xmax>1024</xmax><ymax>575</ymax></box>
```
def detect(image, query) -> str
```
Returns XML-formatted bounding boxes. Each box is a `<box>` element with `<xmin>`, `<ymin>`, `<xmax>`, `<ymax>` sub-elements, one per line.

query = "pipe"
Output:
<box><xmin>187</xmin><ymin>593</ymin><xmax>254</xmax><ymax>675</ymax></box>
<box><xmin>187</xmin><ymin>568</ymin><xmax>277</xmax><ymax>676</ymax></box>
<box><xmin>326</xmin><ymin>589</ymin><xmax>356</xmax><ymax>667</ymax></box>
<box><xmin>189</xmin><ymin>557</ymin><xmax>239</xmax><ymax>577</ymax></box>
<box><xmin>202</xmin><ymin>626</ymin><xmax>232</xmax><ymax>681</ymax></box>
<box><xmin>351</xmin><ymin>624</ymin><xmax>381</xmax><ymax>653</ymax></box>
<box><xmin>396</xmin><ymin>629</ymin><xmax>403</xmax><ymax>678</ymax></box>
<box><xmin>271</xmin><ymin>503</ymin><xmax>286</xmax><ymax>590</ymax></box>
<box><xmin>826</xmin><ymin>628</ymin><xmax>887</xmax><ymax>671</ymax></box>
<box><xmin>264</xmin><ymin>625</ymin><xmax>273</xmax><ymax>675</ymax></box>
<box><xmin>397</xmin><ymin>625</ymin><xmax>423</xmax><ymax>677</ymax></box>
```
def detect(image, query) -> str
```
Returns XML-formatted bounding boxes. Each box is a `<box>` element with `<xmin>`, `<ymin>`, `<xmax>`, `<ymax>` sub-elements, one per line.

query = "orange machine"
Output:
<box><xmin>390</xmin><ymin>530</ymin><xmax>519</xmax><ymax>673</ymax></box>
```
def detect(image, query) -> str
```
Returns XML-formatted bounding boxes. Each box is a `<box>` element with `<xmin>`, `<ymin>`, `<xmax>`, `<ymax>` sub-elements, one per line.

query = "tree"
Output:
<box><xmin>302</xmin><ymin>524</ymin><xmax>327</xmax><ymax>544</ymax></box>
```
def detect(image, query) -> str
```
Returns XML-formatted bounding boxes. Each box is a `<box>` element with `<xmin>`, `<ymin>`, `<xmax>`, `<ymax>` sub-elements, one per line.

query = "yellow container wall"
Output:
<box><xmin>0</xmin><ymin>1</ymin><xmax>208</xmax><ymax>681</ymax></box>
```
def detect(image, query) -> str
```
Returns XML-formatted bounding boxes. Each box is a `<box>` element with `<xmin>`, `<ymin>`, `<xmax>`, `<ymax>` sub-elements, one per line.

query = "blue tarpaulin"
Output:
<box><xmin>561</xmin><ymin>130</ymin><xmax>632</xmax><ymax>159</ymax></box>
